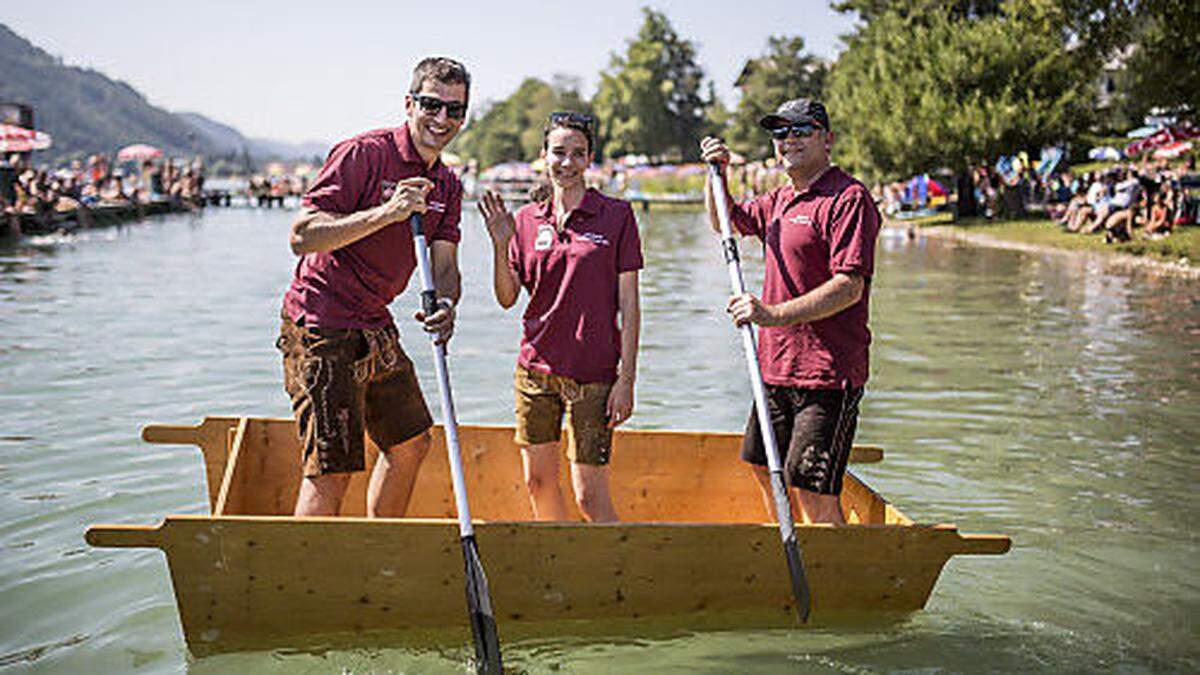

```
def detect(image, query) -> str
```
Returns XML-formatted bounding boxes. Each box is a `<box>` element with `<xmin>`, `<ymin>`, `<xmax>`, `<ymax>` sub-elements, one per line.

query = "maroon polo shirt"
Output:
<box><xmin>730</xmin><ymin>166</ymin><xmax>880</xmax><ymax>389</ymax></box>
<box><xmin>508</xmin><ymin>189</ymin><xmax>643</xmax><ymax>383</ymax></box>
<box><xmin>282</xmin><ymin>124</ymin><xmax>462</xmax><ymax>329</ymax></box>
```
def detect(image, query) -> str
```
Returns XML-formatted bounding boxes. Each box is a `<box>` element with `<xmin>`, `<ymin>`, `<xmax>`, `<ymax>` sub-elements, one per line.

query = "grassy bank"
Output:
<box><xmin>910</xmin><ymin>214</ymin><xmax>1197</xmax><ymax>267</ymax></box>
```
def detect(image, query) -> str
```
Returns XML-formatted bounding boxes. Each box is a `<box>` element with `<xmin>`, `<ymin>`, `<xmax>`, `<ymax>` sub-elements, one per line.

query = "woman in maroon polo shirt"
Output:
<box><xmin>478</xmin><ymin>112</ymin><xmax>643</xmax><ymax>523</ymax></box>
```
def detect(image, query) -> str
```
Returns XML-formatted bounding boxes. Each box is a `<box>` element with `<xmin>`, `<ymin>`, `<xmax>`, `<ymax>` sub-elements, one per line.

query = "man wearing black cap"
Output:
<box><xmin>701</xmin><ymin>98</ymin><xmax>880</xmax><ymax>525</ymax></box>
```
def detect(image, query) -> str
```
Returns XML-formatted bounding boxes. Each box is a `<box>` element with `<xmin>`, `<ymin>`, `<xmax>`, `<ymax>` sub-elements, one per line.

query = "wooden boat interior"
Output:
<box><xmin>143</xmin><ymin>416</ymin><xmax>910</xmax><ymax>526</ymax></box>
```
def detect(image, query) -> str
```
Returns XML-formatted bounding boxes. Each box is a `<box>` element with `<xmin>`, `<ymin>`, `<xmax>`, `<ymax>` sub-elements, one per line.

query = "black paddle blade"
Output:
<box><xmin>461</xmin><ymin>535</ymin><xmax>503</xmax><ymax>674</ymax></box>
<box><xmin>782</xmin><ymin>533</ymin><xmax>812</xmax><ymax>623</ymax></box>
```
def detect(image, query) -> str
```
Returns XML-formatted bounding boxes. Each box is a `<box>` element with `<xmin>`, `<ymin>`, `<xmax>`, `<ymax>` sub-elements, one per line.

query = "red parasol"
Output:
<box><xmin>117</xmin><ymin>144</ymin><xmax>163</xmax><ymax>162</ymax></box>
<box><xmin>1125</xmin><ymin>124</ymin><xmax>1199</xmax><ymax>157</ymax></box>
<box><xmin>0</xmin><ymin>123</ymin><xmax>53</xmax><ymax>152</ymax></box>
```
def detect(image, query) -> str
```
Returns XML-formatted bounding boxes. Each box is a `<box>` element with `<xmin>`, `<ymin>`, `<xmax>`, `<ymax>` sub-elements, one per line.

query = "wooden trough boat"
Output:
<box><xmin>86</xmin><ymin>416</ymin><xmax>1010</xmax><ymax>654</ymax></box>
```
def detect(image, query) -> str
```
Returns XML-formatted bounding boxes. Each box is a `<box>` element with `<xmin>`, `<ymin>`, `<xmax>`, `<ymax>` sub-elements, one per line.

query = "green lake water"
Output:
<box><xmin>0</xmin><ymin>206</ymin><xmax>1196</xmax><ymax>673</ymax></box>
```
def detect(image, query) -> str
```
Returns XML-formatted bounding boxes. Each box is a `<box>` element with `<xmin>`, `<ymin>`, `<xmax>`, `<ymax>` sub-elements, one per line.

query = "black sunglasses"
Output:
<box><xmin>769</xmin><ymin>123</ymin><xmax>822</xmax><ymax>140</ymax></box>
<box><xmin>412</xmin><ymin>94</ymin><xmax>468</xmax><ymax>120</ymax></box>
<box><xmin>549</xmin><ymin>111</ymin><xmax>596</xmax><ymax>131</ymax></box>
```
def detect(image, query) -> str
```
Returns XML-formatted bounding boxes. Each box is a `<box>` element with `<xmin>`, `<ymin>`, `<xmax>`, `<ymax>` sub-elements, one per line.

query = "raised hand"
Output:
<box><xmin>477</xmin><ymin>190</ymin><xmax>516</xmax><ymax>247</ymax></box>
<box><xmin>700</xmin><ymin>136</ymin><xmax>731</xmax><ymax>169</ymax></box>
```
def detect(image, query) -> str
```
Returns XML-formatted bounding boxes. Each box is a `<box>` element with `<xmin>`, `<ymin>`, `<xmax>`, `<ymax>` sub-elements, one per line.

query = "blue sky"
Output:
<box><xmin>4</xmin><ymin>1</ymin><xmax>857</xmax><ymax>144</ymax></box>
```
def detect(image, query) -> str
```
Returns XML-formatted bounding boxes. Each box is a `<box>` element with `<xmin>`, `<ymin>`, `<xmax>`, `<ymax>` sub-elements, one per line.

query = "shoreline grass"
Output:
<box><xmin>905</xmin><ymin>214</ymin><xmax>1197</xmax><ymax>267</ymax></box>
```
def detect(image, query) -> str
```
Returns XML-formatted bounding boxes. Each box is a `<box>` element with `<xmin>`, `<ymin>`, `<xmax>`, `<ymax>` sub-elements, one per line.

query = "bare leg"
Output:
<box><xmin>522</xmin><ymin>442</ymin><xmax>569</xmax><ymax>521</ymax></box>
<box><xmin>570</xmin><ymin>463</ymin><xmax>618</xmax><ymax>523</ymax></box>
<box><xmin>367</xmin><ymin>431</ymin><xmax>431</xmax><ymax>518</ymax></box>
<box><xmin>294</xmin><ymin>473</ymin><xmax>352</xmax><ymax>516</ymax></box>
<box><xmin>750</xmin><ymin>464</ymin><xmax>802</xmax><ymax>523</ymax></box>
<box><xmin>796</xmin><ymin>489</ymin><xmax>846</xmax><ymax>525</ymax></box>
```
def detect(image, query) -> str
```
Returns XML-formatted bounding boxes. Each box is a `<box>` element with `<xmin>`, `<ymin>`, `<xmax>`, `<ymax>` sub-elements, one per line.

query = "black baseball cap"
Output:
<box><xmin>759</xmin><ymin>98</ymin><xmax>830</xmax><ymax>131</ymax></box>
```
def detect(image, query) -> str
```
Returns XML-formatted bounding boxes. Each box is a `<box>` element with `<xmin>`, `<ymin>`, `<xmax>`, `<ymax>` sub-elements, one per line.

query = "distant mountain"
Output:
<box><xmin>0</xmin><ymin>23</ymin><xmax>327</xmax><ymax>164</ymax></box>
<box><xmin>178</xmin><ymin>112</ymin><xmax>330</xmax><ymax>162</ymax></box>
<box><xmin>245</xmin><ymin>136</ymin><xmax>330</xmax><ymax>163</ymax></box>
<box><xmin>176</xmin><ymin>112</ymin><xmax>248</xmax><ymax>156</ymax></box>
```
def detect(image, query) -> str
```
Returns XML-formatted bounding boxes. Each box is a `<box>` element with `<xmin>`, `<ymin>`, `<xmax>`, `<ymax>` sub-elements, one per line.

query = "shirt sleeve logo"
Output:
<box><xmin>535</xmin><ymin>225</ymin><xmax>556</xmax><ymax>251</ymax></box>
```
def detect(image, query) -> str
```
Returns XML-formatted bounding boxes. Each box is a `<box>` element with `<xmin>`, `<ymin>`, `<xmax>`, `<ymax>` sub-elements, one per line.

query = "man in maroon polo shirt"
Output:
<box><xmin>701</xmin><ymin>97</ymin><xmax>880</xmax><ymax>525</ymax></box>
<box><xmin>278</xmin><ymin>57</ymin><xmax>469</xmax><ymax>517</ymax></box>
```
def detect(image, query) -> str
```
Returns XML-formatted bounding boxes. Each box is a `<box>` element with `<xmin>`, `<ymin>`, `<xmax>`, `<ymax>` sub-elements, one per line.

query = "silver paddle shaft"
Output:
<box><xmin>411</xmin><ymin>221</ymin><xmax>475</xmax><ymax>540</ymax></box>
<box><xmin>707</xmin><ymin>164</ymin><xmax>799</xmax><ymax>547</ymax></box>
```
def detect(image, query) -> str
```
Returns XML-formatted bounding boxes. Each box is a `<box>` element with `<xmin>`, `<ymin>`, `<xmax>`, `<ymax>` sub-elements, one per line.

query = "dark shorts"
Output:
<box><xmin>513</xmin><ymin>365</ymin><xmax>614</xmax><ymax>466</ymax></box>
<box><xmin>741</xmin><ymin>386</ymin><xmax>864</xmax><ymax>495</ymax></box>
<box><xmin>278</xmin><ymin>311</ymin><xmax>433</xmax><ymax>478</ymax></box>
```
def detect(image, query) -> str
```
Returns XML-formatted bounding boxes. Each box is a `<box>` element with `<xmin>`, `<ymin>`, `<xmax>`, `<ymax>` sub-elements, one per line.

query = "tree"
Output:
<box><xmin>1120</xmin><ymin>0</ymin><xmax>1199</xmax><ymax>122</ymax></box>
<box><xmin>592</xmin><ymin>7</ymin><xmax>709</xmax><ymax>161</ymax></box>
<box><xmin>725</xmin><ymin>36</ymin><xmax>828</xmax><ymax>159</ymax></box>
<box><xmin>827</xmin><ymin>0</ymin><xmax>1099</xmax><ymax>216</ymax></box>
<box><xmin>452</xmin><ymin>76</ymin><xmax>591</xmax><ymax>167</ymax></box>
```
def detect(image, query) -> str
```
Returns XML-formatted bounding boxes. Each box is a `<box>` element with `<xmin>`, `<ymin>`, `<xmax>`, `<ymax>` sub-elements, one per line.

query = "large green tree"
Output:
<box><xmin>827</xmin><ymin>0</ymin><xmax>1100</xmax><ymax>215</ymax></box>
<box><xmin>451</xmin><ymin>76</ymin><xmax>590</xmax><ymax>168</ymax></box>
<box><xmin>1119</xmin><ymin>0</ymin><xmax>1199</xmax><ymax>122</ymax></box>
<box><xmin>592</xmin><ymin>7</ymin><xmax>709</xmax><ymax>161</ymax></box>
<box><xmin>725</xmin><ymin>35</ymin><xmax>828</xmax><ymax>159</ymax></box>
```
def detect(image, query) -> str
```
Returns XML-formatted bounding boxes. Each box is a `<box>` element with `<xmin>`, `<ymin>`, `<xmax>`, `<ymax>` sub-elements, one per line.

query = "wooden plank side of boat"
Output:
<box><xmin>86</xmin><ymin>415</ymin><xmax>1010</xmax><ymax>654</ymax></box>
<box><xmin>87</xmin><ymin>514</ymin><xmax>1006</xmax><ymax>655</ymax></box>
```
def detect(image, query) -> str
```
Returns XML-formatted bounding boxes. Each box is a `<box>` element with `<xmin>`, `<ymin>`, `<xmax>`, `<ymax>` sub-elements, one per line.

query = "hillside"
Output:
<box><xmin>0</xmin><ymin>23</ymin><xmax>218</xmax><ymax>161</ymax></box>
<box><xmin>0</xmin><ymin>23</ymin><xmax>326</xmax><ymax>164</ymax></box>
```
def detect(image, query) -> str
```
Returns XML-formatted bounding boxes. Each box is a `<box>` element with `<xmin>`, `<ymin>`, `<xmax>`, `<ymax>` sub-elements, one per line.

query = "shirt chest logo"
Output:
<box><xmin>535</xmin><ymin>225</ymin><xmax>556</xmax><ymax>251</ymax></box>
<box><xmin>579</xmin><ymin>231</ymin><xmax>610</xmax><ymax>246</ymax></box>
<box><xmin>788</xmin><ymin>214</ymin><xmax>813</xmax><ymax>225</ymax></box>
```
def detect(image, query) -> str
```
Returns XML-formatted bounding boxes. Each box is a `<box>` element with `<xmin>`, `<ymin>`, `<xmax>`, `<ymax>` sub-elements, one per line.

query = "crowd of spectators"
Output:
<box><xmin>1</xmin><ymin>153</ymin><xmax>207</xmax><ymax>235</ymax></box>
<box><xmin>1054</xmin><ymin>157</ymin><xmax>1196</xmax><ymax>242</ymax></box>
<box><xmin>871</xmin><ymin>152</ymin><xmax>1196</xmax><ymax>246</ymax></box>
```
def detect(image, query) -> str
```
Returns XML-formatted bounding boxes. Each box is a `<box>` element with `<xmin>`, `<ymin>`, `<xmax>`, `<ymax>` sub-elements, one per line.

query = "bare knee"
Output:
<box><xmin>572</xmin><ymin>465</ymin><xmax>617</xmax><ymax>522</ymax></box>
<box><xmin>390</xmin><ymin>431</ymin><xmax>431</xmax><ymax>464</ymax></box>
<box><xmin>573</xmin><ymin>482</ymin><xmax>603</xmax><ymax>514</ymax></box>
<box><xmin>525</xmin><ymin>470</ymin><xmax>553</xmax><ymax>495</ymax></box>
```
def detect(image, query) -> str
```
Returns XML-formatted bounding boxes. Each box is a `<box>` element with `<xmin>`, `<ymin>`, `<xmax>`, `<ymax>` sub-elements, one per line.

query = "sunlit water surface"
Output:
<box><xmin>0</xmin><ymin>206</ymin><xmax>1196</xmax><ymax>673</ymax></box>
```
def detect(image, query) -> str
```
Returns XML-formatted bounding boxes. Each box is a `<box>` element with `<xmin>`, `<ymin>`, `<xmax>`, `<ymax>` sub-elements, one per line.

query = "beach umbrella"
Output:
<box><xmin>1127</xmin><ymin>125</ymin><xmax>1161</xmax><ymax>139</ymax></box>
<box><xmin>1123</xmin><ymin>124</ymin><xmax>1197</xmax><ymax>156</ymax></box>
<box><xmin>117</xmin><ymin>144</ymin><xmax>163</xmax><ymax>162</ymax></box>
<box><xmin>1153</xmin><ymin>141</ymin><xmax>1193</xmax><ymax>159</ymax></box>
<box><xmin>0</xmin><ymin>123</ymin><xmax>52</xmax><ymax>152</ymax></box>
<box><xmin>1087</xmin><ymin>146</ymin><xmax>1122</xmax><ymax>161</ymax></box>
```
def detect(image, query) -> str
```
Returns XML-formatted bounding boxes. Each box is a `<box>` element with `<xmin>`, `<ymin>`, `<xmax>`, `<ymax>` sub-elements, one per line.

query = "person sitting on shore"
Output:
<box><xmin>1101</xmin><ymin>170</ymin><xmax>1142</xmax><ymax>243</ymax></box>
<box><xmin>1140</xmin><ymin>191</ymin><xmax>1172</xmax><ymax>238</ymax></box>
<box><xmin>1055</xmin><ymin>173</ymin><xmax>1089</xmax><ymax>227</ymax></box>
<box><xmin>99</xmin><ymin>175</ymin><xmax>134</xmax><ymax>205</ymax></box>
<box><xmin>1071</xmin><ymin>172</ymin><xmax>1111</xmax><ymax>233</ymax></box>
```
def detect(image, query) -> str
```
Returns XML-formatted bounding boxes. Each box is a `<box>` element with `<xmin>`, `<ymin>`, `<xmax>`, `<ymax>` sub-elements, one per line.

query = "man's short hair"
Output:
<box><xmin>410</xmin><ymin>57</ymin><xmax>471</xmax><ymax>101</ymax></box>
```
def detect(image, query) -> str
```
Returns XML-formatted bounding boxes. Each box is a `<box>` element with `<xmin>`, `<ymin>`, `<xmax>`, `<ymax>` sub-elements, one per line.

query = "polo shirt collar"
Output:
<box><xmin>783</xmin><ymin>165</ymin><xmax>840</xmax><ymax>201</ymax></box>
<box><xmin>536</xmin><ymin>187</ymin><xmax>601</xmax><ymax>220</ymax></box>
<box><xmin>393</xmin><ymin>123</ymin><xmax>443</xmax><ymax>173</ymax></box>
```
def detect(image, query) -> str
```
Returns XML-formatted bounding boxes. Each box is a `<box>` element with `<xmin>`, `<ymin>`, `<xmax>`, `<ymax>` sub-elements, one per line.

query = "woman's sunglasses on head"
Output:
<box><xmin>769</xmin><ymin>123</ymin><xmax>822</xmax><ymax>140</ymax></box>
<box><xmin>413</xmin><ymin>94</ymin><xmax>468</xmax><ymax>120</ymax></box>
<box><xmin>549</xmin><ymin>111</ymin><xmax>596</xmax><ymax>131</ymax></box>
